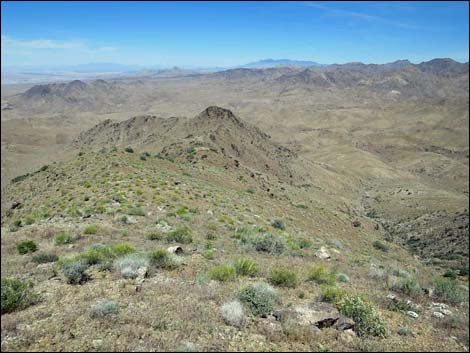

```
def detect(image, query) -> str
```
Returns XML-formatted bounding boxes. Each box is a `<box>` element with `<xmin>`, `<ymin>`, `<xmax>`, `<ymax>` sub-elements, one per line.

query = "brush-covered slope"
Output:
<box><xmin>74</xmin><ymin>106</ymin><xmax>312</xmax><ymax>185</ymax></box>
<box><xmin>1</xmin><ymin>145</ymin><xmax>469</xmax><ymax>352</ymax></box>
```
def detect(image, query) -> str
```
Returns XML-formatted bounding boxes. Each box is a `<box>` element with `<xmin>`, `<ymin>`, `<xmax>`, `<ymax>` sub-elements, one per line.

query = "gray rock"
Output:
<box><xmin>406</xmin><ymin>311</ymin><xmax>419</xmax><ymax>319</ymax></box>
<box><xmin>314</xmin><ymin>246</ymin><xmax>331</xmax><ymax>260</ymax></box>
<box><xmin>432</xmin><ymin>311</ymin><xmax>445</xmax><ymax>319</ymax></box>
<box><xmin>274</xmin><ymin>302</ymin><xmax>340</xmax><ymax>329</ymax></box>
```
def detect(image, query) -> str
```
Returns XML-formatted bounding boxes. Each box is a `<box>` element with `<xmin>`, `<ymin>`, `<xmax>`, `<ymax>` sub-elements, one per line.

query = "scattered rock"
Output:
<box><xmin>352</xmin><ymin>220</ymin><xmax>361</xmax><ymax>227</ymax></box>
<box><xmin>92</xmin><ymin>339</ymin><xmax>103</xmax><ymax>349</ymax></box>
<box><xmin>167</xmin><ymin>246</ymin><xmax>183</xmax><ymax>255</ymax></box>
<box><xmin>10</xmin><ymin>201</ymin><xmax>22</xmax><ymax>210</ymax></box>
<box><xmin>432</xmin><ymin>311</ymin><xmax>445</xmax><ymax>319</ymax></box>
<box><xmin>314</xmin><ymin>246</ymin><xmax>331</xmax><ymax>260</ymax></box>
<box><xmin>406</xmin><ymin>311</ymin><xmax>419</xmax><ymax>319</ymax></box>
<box><xmin>334</xmin><ymin>315</ymin><xmax>355</xmax><ymax>330</ymax></box>
<box><xmin>273</xmin><ymin>302</ymin><xmax>341</xmax><ymax>329</ymax></box>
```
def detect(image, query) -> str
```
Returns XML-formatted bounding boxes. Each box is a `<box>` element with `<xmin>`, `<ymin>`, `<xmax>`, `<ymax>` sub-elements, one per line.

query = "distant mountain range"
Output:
<box><xmin>239</xmin><ymin>59</ymin><xmax>325</xmax><ymax>69</ymax></box>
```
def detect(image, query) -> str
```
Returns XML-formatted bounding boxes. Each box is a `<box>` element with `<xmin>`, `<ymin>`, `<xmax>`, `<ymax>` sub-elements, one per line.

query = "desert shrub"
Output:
<box><xmin>221</xmin><ymin>300</ymin><xmax>244</xmax><ymax>327</ymax></box>
<box><xmin>320</xmin><ymin>285</ymin><xmax>347</xmax><ymax>304</ymax></box>
<box><xmin>271</xmin><ymin>219</ymin><xmax>285</xmax><ymax>230</ymax></box>
<box><xmin>109</xmin><ymin>243</ymin><xmax>135</xmax><ymax>257</ymax></box>
<box><xmin>17</xmin><ymin>240</ymin><xmax>38</xmax><ymax>255</ymax></box>
<box><xmin>336</xmin><ymin>273</ymin><xmax>350</xmax><ymax>283</ymax></box>
<box><xmin>113</xmin><ymin>253</ymin><xmax>149</xmax><ymax>279</ymax></box>
<box><xmin>238</xmin><ymin>282</ymin><xmax>279</xmax><ymax>317</ymax></box>
<box><xmin>203</xmin><ymin>249</ymin><xmax>214</xmax><ymax>260</ymax></box>
<box><xmin>128</xmin><ymin>206</ymin><xmax>145</xmax><ymax>216</ymax></box>
<box><xmin>1</xmin><ymin>278</ymin><xmax>39</xmax><ymax>314</ymax></box>
<box><xmin>146</xmin><ymin>232</ymin><xmax>162</xmax><ymax>241</ymax></box>
<box><xmin>368</xmin><ymin>265</ymin><xmax>389</xmax><ymax>281</ymax></box>
<box><xmin>443</xmin><ymin>270</ymin><xmax>458</xmax><ymax>280</ymax></box>
<box><xmin>124</xmin><ymin>146</ymin><xmax>134</xmax><ymax>153</ymax></box>
<box><xmin>32</xmin><ymin>252</ymin><xmax>58</xmax><ymax>264</ymax></box>
<box><xmin>268</xmin><ymin>266</ymin><xmax>298</xmax><ymax>288</ymax></box>
<box><xmin>433</xmin><ymin>277</ymin><xmax>468</xmax><ymax>304</ymax></box>
<box><xmin>390</xmin><ymin>277</ymin><xmax>421</xmax><ymax>297</ymax></box>
<box><xmin>387</xmin><ymin>298</ymin><xmax>415</xmax><ymax>312</ymax></box>
<box><xmin>338</xmin><ymin>295</ymin><xmax>387</xmax><ymax>337</ymax></box>
<box><xmin>89</xmin><ymin>300</ymin><xmax>119</xmax><ymax>318</ymax></box>
<box><xmin>372</xmin><ymin>240</ymin><xmax>389</xmax><ymax>252</ymax></box>
<box><xmin>209</xmin><ymin>265</ymin><xmax>236</xmax><ymax>282</ymax></box>
<box><xmin>242</xmin><ymin>232</ymin><xmax>286</xmax><ymax>255</ymax></box>
<box><xmin>62</xmin><ymin>259</ymin><xmax>90</xmax><ymax>284</ymax></box>
<box><xmin>148</xmin><ymin>249</ymin><xmax>180</xmax><ymax>270</ymax></box>
<box><xmin>84</xmin><ymin>224</ymin><xmax>97</xmax><ymax>234</ymax></box>
<box><xmin>233</xmin><ymin>257</ymin><xmax>259</xmax><ymax>277</ymax></box>
<box><xmin>167</xmin><ymin>226</ymin><xmax>193</xmax><ymax>244</ymax></box>
<box><xmin>307</xmin><ymin>264</ymin><xmax>336</xmax><ymax>285</ymax></box>
<box><xmin>54</xmin><ymin>232</ymin><xmax>73</xmax><ymax>245</ymax></box>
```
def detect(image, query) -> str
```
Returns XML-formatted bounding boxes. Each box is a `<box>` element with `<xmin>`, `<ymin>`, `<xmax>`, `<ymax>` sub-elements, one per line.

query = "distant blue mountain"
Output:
<box><xmin>240</xmin><ymin>59</ymin><xmax>325</xmax><ymax>69</ymax></box>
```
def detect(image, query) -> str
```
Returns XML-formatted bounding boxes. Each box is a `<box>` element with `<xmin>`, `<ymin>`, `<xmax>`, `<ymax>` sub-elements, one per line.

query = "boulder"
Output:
<box><xmin>273</xmin><ymin>302</ymin><xmax>341</xmax><ymax>329</ymax></box>
<box><xmin>167</xmin><ymin>246</ymin><xmax>183</xmax><ymax>255</ymax></box>
<box><xmin>314</xmin><ymin>246</ymin><xmax>331</xmax><ymax>260</ymax></box>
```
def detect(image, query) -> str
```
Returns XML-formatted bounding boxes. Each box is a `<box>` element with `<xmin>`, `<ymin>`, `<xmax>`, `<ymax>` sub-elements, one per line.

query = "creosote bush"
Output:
<box><xmin>1</xmin><ymin>278</ymin><xmax>39</xmax><ymax>314</ymax></box>
<box><xmin>84</xmin><ymin>224</ymin><xmax>97</xmax><ymax>234</ymax></box>
<box><xmin>307</xmin><ymin>264</ymin><xmax>336</xmax><ymax>285</ymax></box>
<box><xmin>54</xmin><ymin>232</ymin><xmax>73</xmax><ymax>245</ymax></box>
<box><xmin>167</xmin><ymin>226</ymin><xmax>193</xmax><ymax>244</ymax></box>
<box><xmin>268</xmin><ymin>266</ymin><xmax>298</xmax><ymax>288</ymax></box>
<box><xmin>233</xmin><ymin>257</ymin><xmax>259</xmax><ymax>277</ymax></box>
<box><xmin>337</xmin><ymin>295</ymin><xmax>387</xmax><ymax>337</ymax></box>
<box><xmin>433</xmin><ymin>277</ymin><xmax>468</xmax><ymax>305</ymax></box>
<box><xmin>17</xmin><ymin>240</ymin><xmax>38</xmax><ymax>255</ymax></box>
<box><xmin>238</xmin><ymin>282</ymin><xmax>279</xmax><ymax>317</ymax></box>
<box><xmin>390</xmin><ymin>277</ymin><xmax>421</xmax><ymax>297</ymax></box>
<box><xmin>320</xmin><ymin>285</ymin><xmax>347</xmax><ymax>304</ymax></box>
<box><xmin>148</xmin><ymin>249</ymin><xmax>180</xmax><ymax>270</ymax></box>
<box><xmin>209</xmin><ymin>265</ymin><xmax>236</xmax><ymax>282</ymax></box>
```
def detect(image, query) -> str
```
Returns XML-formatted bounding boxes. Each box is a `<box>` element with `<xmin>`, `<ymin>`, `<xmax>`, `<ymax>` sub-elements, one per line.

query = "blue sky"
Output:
<box><xmin>1</xmin><ymin>1</ymin><xmax>469</xmax><ymax>68</ymax></box>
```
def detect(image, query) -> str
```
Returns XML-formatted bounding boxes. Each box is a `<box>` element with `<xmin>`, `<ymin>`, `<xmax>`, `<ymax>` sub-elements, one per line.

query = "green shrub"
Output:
<box><xmin>372</xmin><ymin>240</ymin><xmax>389</xmax><ymax>252</ymax></box>
<box><xmin>128</xmin><ymin>206</ymin><xmax>145</xmax><ymax>216</ymax></box>
<box><xmin>238</xmin><ymin>282</ymin><xmax>279</xmax><ymax>317</ymax></box>
<box><xmin>84</xmin><ymin>224</ymin><xmax>97</xmax><ymax>234</ymax></box>
<box><xmin>167</xmin><ymin>226</ymin><xmax>193</xmax><ymax>244</ymax></box>
<box><xmin>54</xmin><ymin>232</ymin><xmax>73</xmax><ymax>245</ymax></box>
<box><xmin>146</xmin><ymin>232</ymin><xmax>162</xmax><ymax>241</ymax></box>
<box><xmin>209</xmin><ymin>265</ymin><xmax>236</xmax><ymax>282</ymax></box>
<box><xmin>89</xmin><ymin>300</ymin><xmax>119</xmax><ymax>318</ymax></box>
<box><xmin>433</xmin><ymin>277</ymin><xmax>468</xmax><ymax>304</ymax></box>
<box><xmin>271</xmin><ymin>219</ymin><xmax>285</xmax><ymax>230</ymax></box>
<box><xmin>390</xmin><ymin>277</ymin><xmax>421</xmax><ymax>297</ymax></box>
<box><xmin>203</xmin><ymin>249</ymin><xmax>215</xmax><ymax>260</ymax></box>
<box><xmin>268</xmin><ymin>266</ymin><xmax>298</xmax><ymax>288</ymax></box>
<box><xmin>336</xmin><ymin>273</ymin><xmax>350</xmax><ymax>283</ymax></box>
<box><xmin>233</xmin><ymin>257</ymin><xmax>259</xmax><ymax>277</ymax></box>
<box><xmin>320</xmin><ymin>285</ymin><xmax>347</xmax><ymax>304</ymax></box>
<box><xmin>443</xmin><ymin>270</ymin><xmax>458</xmax><ymax>280</ymax></box>
<box><xmin>148</xmin><ymin>249</ymin><xmax>180</xmax><ymax>269</ymax></box>
<box><xmin>113</xmin><ymin>253</ymin><xmax>150</xmax><ymax>279</ymax></box>
<box><xmin>32</xmin><ymin>252</ymin><xmax>58</xmax><ymax>264</ymax></box>
<box><xmin>242</xmin><ymin>232</ymin><xmax>286</xmax><ymax>255</ymax></box>
<box><xmin>1</xmin><ymin>278</ymin><xmax>39</xmax><ymax>314</ymax></box>
<box><xmin>338</xmin><ymin>295</ymin><xmax>387</xmax><ymax>337</ymax></box>
<box><xmin>109</xmin><ymin>243</ymin><xmax>135</xmax><ymax>257</ymax></box>
<box><xmin>124</xmin><ymin>146</ymin><xmax>134</xmax><ymax>153</ymax></box>
<box><xmin>62</xmin><ymin>260</ymin><xmax>90</xmax><ymax>284</ymax></box>
<box><xmin>307</xmin><ymin>264</ymin><xmax>336</xmax><ymax>285</ymax></box>
<box><xmin>17</xmin><ymin>240</ymin><xmax>38</xmax><ymax>255</ymax></box>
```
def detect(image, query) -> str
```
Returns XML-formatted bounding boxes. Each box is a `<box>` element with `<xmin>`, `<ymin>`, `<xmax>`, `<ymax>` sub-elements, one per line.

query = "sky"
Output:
<box><xmin>1</xmin><ymin>1</ymin><xmax>469</xmax><ymax>68</ymax></box>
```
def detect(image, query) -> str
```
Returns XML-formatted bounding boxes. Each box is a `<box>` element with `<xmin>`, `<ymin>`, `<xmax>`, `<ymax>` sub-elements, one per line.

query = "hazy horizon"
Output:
<box><xmin>2</xmin><ymin>1</ymin><xmax>469</xmax><ymax>69</ymax></box>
